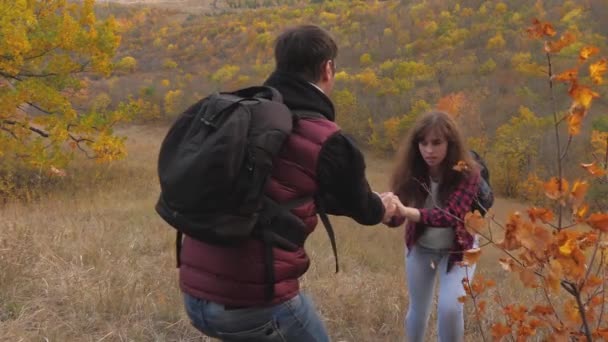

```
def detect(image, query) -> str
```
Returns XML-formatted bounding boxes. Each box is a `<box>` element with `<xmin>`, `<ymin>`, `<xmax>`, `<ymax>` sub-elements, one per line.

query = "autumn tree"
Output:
<box><xmin>114</xmin><ymin>56</ymin><xmax>137</xmax><ymax>73</ymax></box>
<box><xmin>333</xmin><ymin>89</ymin><xmax>369</xmax><ymax>143</ymax></box>
<box><xmin>490</xmin><ymin>106</ymin><xmax>551</xmax><ymax>197</ymax></box>
<box><xmin>0</xmin><ymin>0</ymin><xmax>134</xmax><ymax>173</ymax></box>
<box><xmin>369</xmin><ymin>99</ymin><xmax>430</xmax><ymax>152</ymax></box>
<box><xmin>460</xmin><ymin>19</ymin><xmax>608</xmax><ymax>342</ymax></box>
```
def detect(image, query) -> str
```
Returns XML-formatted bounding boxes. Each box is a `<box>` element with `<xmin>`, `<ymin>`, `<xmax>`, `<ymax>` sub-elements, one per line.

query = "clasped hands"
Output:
<box><xmin>377</xmin><ymin>191</ymin><xmax>420</xmax><ymax>226</ymax></box>
<box><xmin>378</xmin><ymin>192</ymin><xmax>404</xmax><ymax>223</ymax></box>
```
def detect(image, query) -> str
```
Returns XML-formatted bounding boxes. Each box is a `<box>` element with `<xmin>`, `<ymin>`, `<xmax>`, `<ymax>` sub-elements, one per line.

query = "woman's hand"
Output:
<box><xmin>396</xmin><ymin>203</ymin><xmax>421</xmax><ymax>223</ymax></box>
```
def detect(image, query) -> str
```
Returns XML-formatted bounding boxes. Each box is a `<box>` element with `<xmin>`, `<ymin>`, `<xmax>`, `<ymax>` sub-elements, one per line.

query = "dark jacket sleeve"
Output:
<box><xmin>316</xmin><ymin>133</ymin><xmax>385</xmax><ymax>225</ymax></box>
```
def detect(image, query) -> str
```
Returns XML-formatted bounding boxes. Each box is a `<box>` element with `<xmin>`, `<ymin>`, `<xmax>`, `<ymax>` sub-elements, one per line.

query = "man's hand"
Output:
<box><xmin>378</xmin><ymin>191</ymin><xmax>400</xmax><ymax>223</ymax></box>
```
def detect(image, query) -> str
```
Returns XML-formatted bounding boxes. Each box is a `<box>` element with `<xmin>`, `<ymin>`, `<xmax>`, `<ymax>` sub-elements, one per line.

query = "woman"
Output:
<box><xmin>386</xmin><ymin>111</ymin><xmax>481</xmax><ymax>342</ymax></box>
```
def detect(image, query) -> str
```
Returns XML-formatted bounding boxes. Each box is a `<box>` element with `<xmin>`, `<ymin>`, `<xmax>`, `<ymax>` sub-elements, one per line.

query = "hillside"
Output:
<box><xmin>96</xmin><ymin>0</ymin><xmax>608</xmax><ymax>202</ymax></box>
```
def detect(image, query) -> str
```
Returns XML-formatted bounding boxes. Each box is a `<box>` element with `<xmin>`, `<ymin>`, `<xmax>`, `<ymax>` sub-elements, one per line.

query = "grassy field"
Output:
<box><xmin>0</xmin><ymin>124</ymin><xmax>536</xmax><ymax>341</ymax></box>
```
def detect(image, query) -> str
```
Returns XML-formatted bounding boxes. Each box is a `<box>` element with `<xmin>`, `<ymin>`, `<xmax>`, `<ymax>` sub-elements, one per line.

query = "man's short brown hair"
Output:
<box><xmin>274</xmin><ymin>25</ymin><xmax>338</xmax><ymax>83</ymax></box>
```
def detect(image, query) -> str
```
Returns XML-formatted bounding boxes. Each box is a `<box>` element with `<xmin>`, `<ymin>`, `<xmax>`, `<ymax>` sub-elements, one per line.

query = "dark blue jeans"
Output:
<box><xmin>183</xmin><ymin>292</ymin><xmax>331</xmax><ymax>342</ymax></box>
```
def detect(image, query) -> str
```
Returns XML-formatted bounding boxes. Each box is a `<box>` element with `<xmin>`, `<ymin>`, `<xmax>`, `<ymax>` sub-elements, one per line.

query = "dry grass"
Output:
<box><xmin>1</xmin><ymin>124</ymin><xmax>538</xmax><ymax>341</ymax></box>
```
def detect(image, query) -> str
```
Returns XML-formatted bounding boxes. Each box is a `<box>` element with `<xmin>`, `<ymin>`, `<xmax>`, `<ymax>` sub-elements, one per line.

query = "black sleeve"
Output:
<box><xmin>316</xmin><ymin>132</ymin><xmax>385</xmax><ymax>225</ymax></box>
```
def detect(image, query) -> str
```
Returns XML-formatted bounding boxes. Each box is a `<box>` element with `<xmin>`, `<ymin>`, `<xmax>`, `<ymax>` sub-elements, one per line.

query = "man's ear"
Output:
<box><xmin>321</xmin><ymin>60</ymin><xmax>333</xmax><ymax>82</ymax></box>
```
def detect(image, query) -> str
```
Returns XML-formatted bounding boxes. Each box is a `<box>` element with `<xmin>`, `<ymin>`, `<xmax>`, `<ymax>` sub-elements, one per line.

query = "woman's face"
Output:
<box><xmin>418</xmin><ymin>128</ymin><xmax>448</xmax><ymax>170</ymax></box>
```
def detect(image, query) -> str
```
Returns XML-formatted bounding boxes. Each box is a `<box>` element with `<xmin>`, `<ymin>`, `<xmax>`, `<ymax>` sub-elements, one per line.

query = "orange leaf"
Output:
<box><xmin>436</xmin><ymin>92</ymin><xmax>467</xmax><ymax>118</ymax></box>
<box><xmin>581</xmin><ymin>162</ymin><xmax>607</xmax><ymax>177</ymax></box>
<box><xmin>491</xmin><ymin>323</ymin><xmax>512</xmax><ymax>340</ymax></box>
<box><xmin>552</xmin><ymin>68</ymin><xmax>578</xmax><ymax>83</ymax></box>
<box><xmin>555</xmin><ymin>248</ymin><xmax>586</xmax><ymax>281</ymax></box>
<box><xmin>478</xmin><ymin>300</ymin><xmax>486</xmax><ymax>314</ymax></box>
<box><xmin>496</xmin><ymin>213</ymin><xmax>523</xmax><ymax>250</ymax></box>
<box><xmin>527</xmin><ymin>207</ymin><xmax>554</xmax><ymax>223</ymax></box>
<box><xmin>583</xmin><ymin>275</ymin><xmax>603</xmax><ymax>290</ymax></box>
<box><xmin>570</xmin><ymin>180</ymin><xmax>589</xmax><ymax>204</ymax></box>
<box><xmin>529</xmin><ymin>318</ymin><xmax>545</xmax><ymax>329</ymax></box>
<box><xmin>587</xmin><ymin>213</ymin><xmax>608</xmax><ymax>232</ymax></box>
<box><xmin>516</xmin><ymin>222</ymin><xmax>552</xmax><ymax>258</ymax></box>
<box><xmin>567</xmin><ymin>109</ymin><xmax>585</xmax><ymax>136</ymax></box>
<box><xmin>568</xmin><ymin>110</ymin><xmax>583</xmax><ymax>136</ymax></box>
<box><xmin>574</xmin><ymin>203</ymin><xmax>589</xmax><ymax>221</ymax></box>
<box><xmin>464</xmin><ymin>211</ymin><xmax>485</xmax><ymax>235</ymax></box>
<box><xmin>543</xmin><ymin>23</ymin><xmax>556</xmax><ymax>37</ymax></box>
<box><xmin>579</xmin><ymin>232</ymin><xmax>598</xmax><ymax>249</ymax></box>
<box><xmin>463</xmin><ymin>248</ymin><xmax>482</xmax><ymax>265</ymax></box>
<box><xmin>565</xmin><ymin>301</ymin><xmax>581</xmax><ymax>324</ymax></box>
<box><xmin>452</xmin><ymin>160</ymin><xmax>469</xmax><ymax>172</ymax></box>
<box><xmin>519</xmin><ymin>249</ymin><xmax>537</xmax><ymax>267</ymax></box>
<box><xmin>544</xmin><ymin>177</ymin><xmax>569</xmax><ymax>200</ymax></box>
<box><xmin>526</xmin><ymin>18</ymin><xmax>556</xmax><ymax>39</ymax></box>
<box><xmin>579</xmin><ymin>46</ymin><xmax>600</xmax><ymax>62</ymax></box>
<box><xmin>558</xmin><ymin>238</ymin><xmax>577</xmax><ymax>256</ymax></box>
<box><xmin>517</xmin><ymin>267</ymin><xmax>538</xmax><ymax>288</ymax></box>
<box><xmin>531</xmin><ymin>305</ymin><xmax>554</xmax><ymax>316</ymax></box>
<box><xmin>457</xmin><ymin>295</ymin><xmax>467</xmax><ymax>303</ymax></box>
<box><xmin>589</xmin><ymin>58</ymin><xmax>607</xmax><ymax>85</ymax></box>
<box><xmin>546</xmin><ymin>259</ymin><xmax>563</xmax><ymax>292</ymax></box>
<box><xmin>568</xmin><ymin>81</ymin><xmax>600</xmax><ymax>109</ymax></box>
<box><xmin>544</xmin><ymin>32</ymin><xmax>576</xmax><ymax>53</ymax></box>
<box><xmin>504</xmin><ymin>304</ymin><xmax>528</xmax><ymax>322</ymax></box>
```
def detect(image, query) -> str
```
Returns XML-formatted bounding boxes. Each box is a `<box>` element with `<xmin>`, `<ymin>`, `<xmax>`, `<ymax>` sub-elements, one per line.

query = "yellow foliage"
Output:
<box><xmin>359</xmin><ymin>53</ymin><xmax>373</xmax><ymax>67</ymax></box>
<box><xmin>0</xmin><ymin>0</ymin><xmax>125</xmax><ymax>168</ymax></box>
<box><xmin>115</xmin><ymin>56</ymin><xmax>137</xmax><ymax>72</ymax></box>
<box><xmin>164</xmin><ymin>89</ymin><xmax>184</xmax><ymax>116</ymax></box>
<box><xmin>354</xmin><ymin>68</ymin><xmax>380</xmax><ymax>89</ymax></box>
<box><xmin>591</xmin><ymin>130</ymin><xmax>608</xmax><ymax>156</ymax></box>
<box><xmin>211</xmin><ymin>65</ymin><xmax>240</xmax><ymax>84</ymax></box>
<box><xmin>487</xmin><ymin>33</ymin><xmax>506</xmax><ymax>50</ymax></box>
<box><xmin>162</xmin><ymin>59</ymin><xmax>178</xmax><ymax>69</ymax></box>
<box><xmin>334</xmin><ymin>71</ymin><xmax>350</xmax><ymax>82</ymax></box>
<box><xmin>518</xmin><ymin>173</ymin><xmax>547</xmax><ymax>204</ymax></box>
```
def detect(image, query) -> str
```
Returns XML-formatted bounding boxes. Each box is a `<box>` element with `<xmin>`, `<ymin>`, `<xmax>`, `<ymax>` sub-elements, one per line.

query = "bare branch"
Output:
<box><xmin>0</xmin><ymin>126</ymin><xmax>18</xmax><ymax>139</ymax></box>
<box><xmin>580</xmin><ymin>232</ymin><xmax>603</xmax><ymax>291</ymax></box>
<box><xmin>68</xmin><ymin>130</ymin><xmax>95</xmax><ymax>159</ymax></box>
<box><xmin>541</xmin><ymin>277</ymin><xmax>563</xmax><ymax>325</ymax></box>
<box><xmin>2</xmin><ymin>119</ymin><xmax>49</xmax><ymax>137</ymax></box>
<box><xmin>575</xmin><ymin>287</ymin><xmax>593</xmax><ymax>341</ymax></box>
<box><xmin>547</xmin><ymin>52</ymin><xmax>564</xmax><ymax>230</ymax></box>
<box><xmin>465</xmin><ymin>267</ymin><xmax>487</xmax><ymax>342</ymax></box>
<box><xmin>560</xmin><ymin>135</ymin><xmax>573</xmax><ymax>162</ymax></box>
<box><xmin>598</xmin><ymin>266</ymin><xmax>606</xmax><ymax>329</ymax></box>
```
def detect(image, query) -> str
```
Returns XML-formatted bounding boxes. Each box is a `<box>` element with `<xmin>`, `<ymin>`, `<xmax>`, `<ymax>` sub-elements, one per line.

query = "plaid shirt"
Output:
<box><xmin>389</xmin><ymin>171</ymin><xmax>480</xmax><ymax>272</ymax></box>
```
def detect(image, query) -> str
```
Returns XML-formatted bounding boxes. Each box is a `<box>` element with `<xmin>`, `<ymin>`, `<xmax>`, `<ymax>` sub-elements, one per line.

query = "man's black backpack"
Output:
<box><xmin>155</xmin><ymin>86</ymin><xmax>338</xmax><ymax>300</ymax></box>
<box><xmin>470</xmin><ymin>150</ymin><xmax>494</xmax><ymax>216</ymax></box>
<box><xmin>155</xmin><ymin>86</ymin><xmax>293</xmax><ymax>245</ymax></box>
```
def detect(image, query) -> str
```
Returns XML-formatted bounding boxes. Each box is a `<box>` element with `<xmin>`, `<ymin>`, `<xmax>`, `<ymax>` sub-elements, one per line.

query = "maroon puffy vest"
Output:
<box><xmin>179</xmin><ymin>116</ymin><xmax>340</xmax><ymax>306</ymax></box>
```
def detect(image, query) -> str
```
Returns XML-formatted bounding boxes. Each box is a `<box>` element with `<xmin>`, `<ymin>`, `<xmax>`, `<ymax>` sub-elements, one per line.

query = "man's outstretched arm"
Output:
<box><xmin>316</xmin><ymin>133</ymin><xmax>387</xmax><ymax>225</ymax></box>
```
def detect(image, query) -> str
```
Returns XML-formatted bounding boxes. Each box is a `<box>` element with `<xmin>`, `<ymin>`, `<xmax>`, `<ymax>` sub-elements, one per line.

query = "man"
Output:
<box><xmin>179</xmin><ymin>24</ymin><xmax>396</xmax><ymax>341</ymax></box>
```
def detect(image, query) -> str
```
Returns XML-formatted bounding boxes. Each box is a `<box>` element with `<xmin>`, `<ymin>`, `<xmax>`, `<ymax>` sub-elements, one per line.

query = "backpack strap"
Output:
<box><xmin>176</xmin><ymin>231</ymin><xmax>183</xmax><ymax>268</ymax></box>
<box><xmin>256</xmin><ymin>196</ymin><xmax>312</xmax><ymax>301</ymax></box>
<box><xmin>257</xmin><ymin>196</ymin><xmax>309</xmax><ymax>249</ymax></box>
<box><xmin>316</xmin><ymin>196</ymin><xmax>339</xmax><ymax>273</ymax></box>
<box><xmin>230</xmin><ymin>86</ymin><xmax>283</xmax><ymax>103</ymax></box>
<box><xmin>291</xmin><ymin>109</ymin><xmax>325</xmax><ymax>120</ymax></box>
<box><xmin>291</xmin><ymin>109</ymin><xmax>339</xmax><ymax>274</ymax></box>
